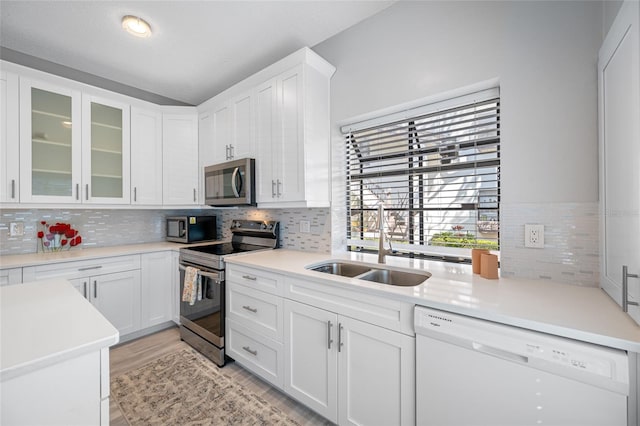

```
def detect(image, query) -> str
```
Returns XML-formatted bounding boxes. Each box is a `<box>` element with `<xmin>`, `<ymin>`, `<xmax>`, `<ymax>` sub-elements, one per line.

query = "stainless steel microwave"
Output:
<box><xmin>204</xmin><ymin>158</ymin><xmax>256</xmax><ymax>206</ymax></box>
<box><xmin>166</xmin><ymin>216</ymin><xmax>217</xmax><ymax>243</ymax></box>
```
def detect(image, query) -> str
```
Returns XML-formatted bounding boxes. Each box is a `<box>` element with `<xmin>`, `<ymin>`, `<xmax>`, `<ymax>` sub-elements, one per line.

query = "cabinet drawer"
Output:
<box><xmin>226</xmin><ymin>264</ymin><xmax>283</xmax><ymax>295</ymax></box>
<box><xmin>227</xmin><ymin>319</ymin><xmax>283</xmax><ymax>389</ymax></box>
<box><xmin>22</xmin><ymin>255</ymin><xmax>141</xmax><ymax>282</ymax></box>
<box><xmin>227</xmin><ymin>282</ymin><xmax>283</xmax><ymax>341</ymax></box>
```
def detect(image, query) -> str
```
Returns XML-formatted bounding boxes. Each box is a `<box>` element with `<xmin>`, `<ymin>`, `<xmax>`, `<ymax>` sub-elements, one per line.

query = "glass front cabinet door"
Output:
<box><xmin>19</xmin><ymin>79</ymin><xmax>130</xmax><ymax>204</ymax></box>
<box><xmin>81</xmin><ymin>95</ymin><xmax>130</xmax><ymax>204</ymax></box>
<box><xmin>19</xmin><ymin>79</ymin><xmax>82</xmax><ymax>203</ymax></box>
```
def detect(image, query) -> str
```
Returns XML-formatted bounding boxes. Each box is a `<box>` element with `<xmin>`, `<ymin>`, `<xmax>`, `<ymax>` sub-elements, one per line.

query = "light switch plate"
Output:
<box><xmin>524</xmin><ymin>224</ymin><xmax>544</xmax><ymax>248</ymax></box>
<box><xmin>300</xmin><ymin>220</ymin><xmax>311</xmax><ymax>233</ymax></box>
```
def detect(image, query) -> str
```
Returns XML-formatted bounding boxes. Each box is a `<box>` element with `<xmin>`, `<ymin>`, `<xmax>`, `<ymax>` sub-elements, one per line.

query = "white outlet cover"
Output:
<box><xmin>524</xmin><ymin>224</ymin><xmax>544</xmax><ymax>248</ymax></box>
<box><xmin>300</xmin><ymin>220</ymin><xmax>311</xmax><ymax>233</ymax></box>
<box><xmin>9</xmin><ymin>222</ymin><xmax>24</xmax><ymax>237</ymax></box>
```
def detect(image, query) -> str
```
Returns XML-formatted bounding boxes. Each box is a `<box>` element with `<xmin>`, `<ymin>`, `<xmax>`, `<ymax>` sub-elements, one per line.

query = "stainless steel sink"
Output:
<box><xmin>307</xmin><ymin>261</ymin><xmax>430</xmax><ymax>286</ymax></box>
<box><xmin>309</xmin><ymin>262</ymin><xmax>372</xmax><ymax>278</ymax></box>
<box><xmin>357</xmin><ymin>268</ymin><xmax>431</xmax><ymax>286</ymax></box>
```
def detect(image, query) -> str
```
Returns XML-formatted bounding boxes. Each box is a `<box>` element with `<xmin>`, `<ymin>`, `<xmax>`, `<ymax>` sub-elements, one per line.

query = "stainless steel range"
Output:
<box><xmin>178</xmin><ymin>219</ymin><xmax>279</xmax><ymax>366</ymax></box>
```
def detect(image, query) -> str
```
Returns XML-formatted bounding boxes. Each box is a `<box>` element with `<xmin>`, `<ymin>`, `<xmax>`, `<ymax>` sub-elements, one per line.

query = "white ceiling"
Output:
<box><xmin>0</xmin><ymin>1</ymin><xmax>395</xmax><ymax>105</ymax></box>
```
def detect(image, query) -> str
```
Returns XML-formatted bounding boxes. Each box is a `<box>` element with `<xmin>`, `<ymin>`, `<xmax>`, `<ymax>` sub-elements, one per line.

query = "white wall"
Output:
<box><xmin>315</xmin><ymin>0</ymin><xmax>602</xmax><ymax>204</ymax></box>
<box><xmin>315</xmin><ymin>1</ymin><xmax>604</xmax><ymax>285</ymax></box>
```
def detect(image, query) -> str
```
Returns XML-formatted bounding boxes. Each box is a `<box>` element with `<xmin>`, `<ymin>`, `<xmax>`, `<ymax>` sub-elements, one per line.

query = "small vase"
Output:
<box><xmin>53</xmin><ymin>234</ymin><xmax>61</xmax><ymax>249</ymax></box>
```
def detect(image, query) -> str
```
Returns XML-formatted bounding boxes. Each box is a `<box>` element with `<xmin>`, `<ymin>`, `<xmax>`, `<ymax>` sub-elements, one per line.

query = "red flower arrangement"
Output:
<box><xmin>38</xmin><ymin>221</ymin><xmax>82</xmax><ymax>252</ymax></box>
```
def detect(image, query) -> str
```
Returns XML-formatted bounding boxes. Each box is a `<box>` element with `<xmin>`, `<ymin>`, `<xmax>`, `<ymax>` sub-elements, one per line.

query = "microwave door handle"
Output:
<box><xmin>179</xmin><ymin>221</ymin><xmax>186</xmax><ymax>237</ymax></box>
<box><xmin>231</xmin><ymin>167</ymin><xmax>242</xmax><ymax>198</ymax></box>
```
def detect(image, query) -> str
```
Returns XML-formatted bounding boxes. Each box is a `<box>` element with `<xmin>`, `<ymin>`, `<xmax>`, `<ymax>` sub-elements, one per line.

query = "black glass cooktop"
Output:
<box><xmin>185</xmin><ymin>242</ymin><xmax>266</xmax><ymax>256</ymax></box>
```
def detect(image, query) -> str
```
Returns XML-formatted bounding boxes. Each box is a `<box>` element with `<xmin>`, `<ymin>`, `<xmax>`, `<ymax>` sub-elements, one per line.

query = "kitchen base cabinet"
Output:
<box><xmin>0</xmin><ymin>267</ymin><xmax>21</xmax><ymax>286</ymax></box>
<box><xmin>70</xmin><ymin>270</ymin><xmax>141</xmax><ymax>336</ymax></box>
<box><xmin>23</xmin><ymin>255</ymin><xmax>142</xmax><ymax>337</ymax></box>
<box><xmin>284</xmin><ymin>299</ymin><xmax>337</xmax><ymax>421</ymax></box>
<box><xmin>1</xmin><ymin>348</ymin><xmax>110</xmax><ymax>426</ymax></box>
<box><xmin>337</xmin><ymin>315</ymin><xmax>415</xmax><ymax>426</ymax></box>
<box><xmin>140</xmin><ymin>251</ymin><xmax>173</xmax><ymax>328</ymax></box>
<box><xmin>227</xmin><ymin>318</ymin><xmax>284</xmax><ymax>388</ymax></box>
<box><xmin>226</xmin><ymin>265</ymin><xmax>285</xmax><ymax>388</ymax></box>
<box><xmin>284</xmin><ymin>299</ymin><xmax>415</xmax><ymax>425</ymax></box>
<box><xmin>225</xmin><ymin>262</ymin><xmax>416</xmax><ymax>425</ymax></box>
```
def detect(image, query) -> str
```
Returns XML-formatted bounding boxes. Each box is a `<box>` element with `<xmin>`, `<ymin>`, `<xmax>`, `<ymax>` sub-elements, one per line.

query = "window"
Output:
<box><xmin>344</xmin><ymin>88</ymin><xmax>500</xmax><ymax>261</ymax></box>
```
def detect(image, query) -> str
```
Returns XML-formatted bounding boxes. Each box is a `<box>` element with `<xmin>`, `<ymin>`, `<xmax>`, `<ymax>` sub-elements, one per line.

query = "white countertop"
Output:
<box><xmin>0</xmin><ymin>279</ymin><xmax>119</xmax><ymax>381</ymax></box>
<box><xmin>225</xmin><ymin>249</ymin><xmax>640</xmax><ymax>352</ymax></box>
<box><xmin>0</xmin><ymin>241</ymin><xmax>188</xmax><ymax>269</ymax></box>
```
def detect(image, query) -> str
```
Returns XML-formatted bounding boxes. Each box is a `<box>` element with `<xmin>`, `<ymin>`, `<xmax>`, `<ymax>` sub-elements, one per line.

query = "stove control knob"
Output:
<box><xmin>260</xmin><ymin>223</ymin><xmax>267</xmax><ymax>230</ymax></box>
<box><xmin>233</xmin><ymin>221</ymin><xmax>241</xmax><ymax>228</ymax></box>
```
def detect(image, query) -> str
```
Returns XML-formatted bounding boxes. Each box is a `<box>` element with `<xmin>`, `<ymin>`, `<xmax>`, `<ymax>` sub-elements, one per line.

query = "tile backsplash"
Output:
<box><xmin>499</xmin><ymin>202</ymin><xmax>599</xmax><ymax>287</ymax></box>
<box><xmin>1</xmin><ymin>203</ymin><xmax>600</xmax><ymax>287</ymax></box>
<box><xmin>0</xmin><ymin>208</ymin><xmax>331</xmax><ymax>256</ymax></box>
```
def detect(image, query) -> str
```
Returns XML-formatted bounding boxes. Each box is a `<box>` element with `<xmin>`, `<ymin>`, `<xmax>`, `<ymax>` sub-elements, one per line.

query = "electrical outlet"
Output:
<box><xmin>9</xmin><ymin>222</ymin><xmax>24</xmax><ymax>237</ymax></box>
<box><xmin>524</xmin><ymin>224</ymin><xmax>544</xmax><ymax>248</ymax></box>
<box><xmin>300</xmin><ymin>220</ymin><xmax>311</xmax><ymax>233</ymax></box>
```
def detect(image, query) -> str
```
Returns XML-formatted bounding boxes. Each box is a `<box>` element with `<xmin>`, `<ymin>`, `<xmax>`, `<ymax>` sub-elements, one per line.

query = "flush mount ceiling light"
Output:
<box><xmin>122</xmin><ymin>15</ymin><xmax>152</xmax><ymax>38</ymax></box>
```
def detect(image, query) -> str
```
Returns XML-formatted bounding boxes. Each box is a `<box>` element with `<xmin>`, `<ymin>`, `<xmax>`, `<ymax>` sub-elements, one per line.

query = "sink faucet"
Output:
<box><xmin>378</xmin><ymin>204</ymin><xmax>393</xmax><ymax>264</ymax></box>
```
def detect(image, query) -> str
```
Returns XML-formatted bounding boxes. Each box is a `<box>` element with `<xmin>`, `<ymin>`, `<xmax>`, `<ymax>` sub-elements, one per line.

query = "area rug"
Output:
<box><xmin>111</xmin><ymin>347</ymin><xmax>301</xmax><ymax>425</ymax></box>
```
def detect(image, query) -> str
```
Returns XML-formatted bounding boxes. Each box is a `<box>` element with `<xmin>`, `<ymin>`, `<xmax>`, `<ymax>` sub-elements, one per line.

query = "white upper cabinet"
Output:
<box><xmin>211</xmin><ymin>103</ymin><xmax>231</xmax><ymax>163</ymax></box>
<box><xmin>0</xmin><ymin>71</ymin><xmax>19</xmax><ymax>203</ymax></box>
<box><xmin>19</xmin><ymin>78</ymin><xmax>82</xmax><ymax>203</ymax></box>
<box><xmin>198</xmin><ymin>47</ymin><xmax>335</xmax><ymax>208</ymax></box>
<box><xmin>205</xmin><ymin>91</ymin><xmax>256</xmax><ymax>165</ymax></box>
<box><xmin>81</xmin><ymin>94</ymin><xmax>130</xmax><ymax>204</ymax></box>
<box><xmin>131</xmin><ymin>106</ymin><xmax>163</xmax><ymax>205</ymax></box>
<box><xmin>163</xmin><ymin>109</ymin><xmax>199</xmax><ymax>205</ymax></box>
<box><xmin>598</xmin><ymin>0</ymin><xmax>640</xmax><ymax>326</ymax></box>
<box><xmin>18</xmin><ymin>76</ymin><xmax>131</xmax><ymax>205</ymax></box>
<box><xmin>255</xmin><ymin>56</ymin><xmax>335</xmax><ymax>208</ymax></box>
<box><xmin>230</xmin><ymin>92</ymin><xmax>254</xmax><ymax>160</ymax></box>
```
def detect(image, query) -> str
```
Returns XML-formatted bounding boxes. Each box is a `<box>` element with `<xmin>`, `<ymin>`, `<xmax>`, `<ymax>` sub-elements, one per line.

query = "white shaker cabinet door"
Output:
<box><xmin>283</xmin><ymin>299</ymin><xmax>338</xmax><ymax>423</ymax></box>
<box><xmin>0</xmin><ymin>71</ymin><xmax>19</xmax><ymax>203</ymax></box>
<box><xmin>131</xmin><ymin>106</ymin><xmax>163</xmax><ymax>205</ymax></box>
<box><xmin>337</xmin><ymin>316</ymin><xmax>415</xmax><ymax>426</ymax></box>
<box><xmin>162</xmin><ymin>110</ymin><xmax>199</xmax><ymax>205</ymax></box>
<box><xmin>598</xmin><ymin>0</ymin><xmax>640</xmax><ymax>326</ymax></box>
<box><xmin>90</xmin><ymin>270</ymin><xmax>141</xmax><ymax>336</ymax></box>
<box><xmin>140</xmin><ymin>251</ymin><xmax>173</xmax><ymax>328</ymax></box>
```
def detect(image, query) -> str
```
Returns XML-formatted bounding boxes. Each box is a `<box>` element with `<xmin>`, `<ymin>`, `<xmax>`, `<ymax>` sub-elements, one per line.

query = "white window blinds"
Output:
<box><xmin>345</xmin><ymin>89</ymin><xmax>500</xmax><ymax>260</ymax></box>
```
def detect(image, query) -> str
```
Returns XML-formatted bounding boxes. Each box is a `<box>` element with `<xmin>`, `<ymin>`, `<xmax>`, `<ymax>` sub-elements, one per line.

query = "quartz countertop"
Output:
<box><xmin>0</xmin><ymin>241</ymin><xmax>205</xmax><ymax>269</ymax></box>
<box><xmin>225</xmin><ymin>249</ymin><xmax>640</xmax><ymax>352</ymax></box>
<box><xmin>0</xmin><ymin>279</ymin><xmax>119</xmax><ymax>381</ymax></box>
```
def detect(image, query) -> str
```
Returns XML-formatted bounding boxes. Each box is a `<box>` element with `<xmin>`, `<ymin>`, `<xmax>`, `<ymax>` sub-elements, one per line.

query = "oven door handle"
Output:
<box><xmin>179</xmin><ymin>264</ymin><xmax>222</xmax><ymax>283</ymax></box>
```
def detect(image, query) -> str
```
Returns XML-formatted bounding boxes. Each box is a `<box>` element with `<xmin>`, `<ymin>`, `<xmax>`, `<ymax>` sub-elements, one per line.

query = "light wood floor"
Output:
<box><xmin>109</xmin><ymin>326</ymin><xmax>333</xmax><ymax>426</ymax></box>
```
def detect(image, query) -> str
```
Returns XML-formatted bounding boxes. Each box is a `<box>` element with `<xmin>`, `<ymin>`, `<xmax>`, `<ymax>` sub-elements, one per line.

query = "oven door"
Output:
<box><xmin>179</xmin><ymin>261</ymin><xmax>224</xmax><ymax>347</ymax></box>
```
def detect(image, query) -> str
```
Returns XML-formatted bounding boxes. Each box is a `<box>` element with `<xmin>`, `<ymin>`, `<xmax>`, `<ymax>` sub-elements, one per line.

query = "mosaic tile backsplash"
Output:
<box><xmin>499</xmin><ymin>202</ymin><xmax>599</xmax><ymax>287</ymax></box>
<box><xmin>0</xmin><ymin>208</ymin><xmax>331</xmax><ymax>256</ymax></box>
<box><xmin>1</xmin><ymin>203</ymin><xmax>599</xmax><ymax>287</ymax></box>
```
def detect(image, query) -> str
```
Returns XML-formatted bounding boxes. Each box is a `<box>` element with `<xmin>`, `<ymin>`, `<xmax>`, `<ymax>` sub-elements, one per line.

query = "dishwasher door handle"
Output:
<box><xmin>472</xmin><ymin>342</ymin><xmax>528</xmax><ymax>364</ymax></box>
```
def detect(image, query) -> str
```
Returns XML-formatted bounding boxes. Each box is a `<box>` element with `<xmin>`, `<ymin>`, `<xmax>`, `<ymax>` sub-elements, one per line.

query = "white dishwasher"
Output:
<box><xmin>414</xmin><ymin>306</ymin><xmax>631</xmax><ymax>426</ymax></box>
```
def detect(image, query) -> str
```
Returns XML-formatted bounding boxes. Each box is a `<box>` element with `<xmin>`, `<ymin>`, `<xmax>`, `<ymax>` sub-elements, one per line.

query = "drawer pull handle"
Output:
<box><xmin>242</xmin><ymin>275</ymin><xmax>257</xmax><ymax>281</ymax></box>
<box><xmin>242</xmin><ymin>305</ymin><xmax>258</xmax><ymax>313</ymax></box>
<box><xmin>242</xmin><ymin>346</ymin><xmax>257</xmax><ymax>356</ymax></box>
<box><xmin>78</xmin><ymin>266</ymin><xmax>103</xmax><ymax>271</ymax></box>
